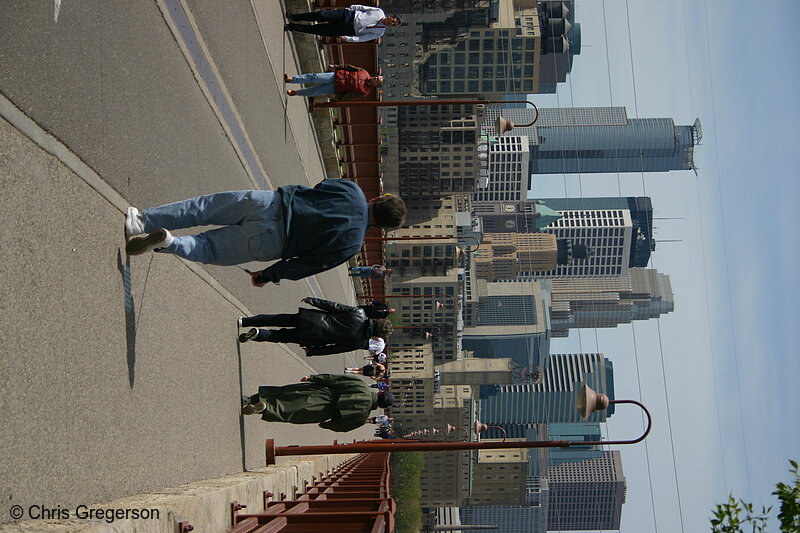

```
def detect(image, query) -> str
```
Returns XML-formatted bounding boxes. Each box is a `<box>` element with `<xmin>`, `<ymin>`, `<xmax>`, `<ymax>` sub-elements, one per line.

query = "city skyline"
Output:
<box><xmin>521</xmin><ymin>0</ymin><xmax>800</xmax><ymax>531</ymax></box>
<box><xmin>396</xmin><ymin>0</ymin><xmax>798</xmax><ymax>530</ymax></box>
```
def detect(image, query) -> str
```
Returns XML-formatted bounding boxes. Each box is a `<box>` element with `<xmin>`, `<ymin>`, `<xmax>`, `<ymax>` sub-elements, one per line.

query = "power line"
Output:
<box><xmin>699</xmin><ymin>0</ymin><xmax>753</xmax><ymax>501</ymax></box>
<box><xmin>679</xmin><ymin>0</ymin><xmax>730</xmax><ymax>494</ymax></box>
<box><xmin>618</xmin><ymin>0</ymin><xmax>689</xmax><ymax>529</ymax></box>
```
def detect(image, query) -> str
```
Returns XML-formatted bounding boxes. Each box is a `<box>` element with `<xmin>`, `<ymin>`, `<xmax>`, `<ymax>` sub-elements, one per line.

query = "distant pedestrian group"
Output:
<box><xmin>349</xmin><ymin>264</ymin><xmax>392</xmax><ymax>279</ymax></box>
<box><xmin>121</xmin><ymin>14</ymin><xmax>409</xmax><ymax>432</ymax></box>
<box><xmin>284</xmin><ymin>5</ymin><xmax>400</xmax><ymax>43</ymax></box>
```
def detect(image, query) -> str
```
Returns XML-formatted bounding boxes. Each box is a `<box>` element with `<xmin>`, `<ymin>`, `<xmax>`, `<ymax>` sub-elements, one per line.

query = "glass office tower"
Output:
<box><xmin>482</xmin><ymin>106</ymin><xmax>702</xmax><ymax>174</ymax></box>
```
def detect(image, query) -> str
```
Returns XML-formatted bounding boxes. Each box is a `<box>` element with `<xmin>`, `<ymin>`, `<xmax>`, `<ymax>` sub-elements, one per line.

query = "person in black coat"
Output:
<box><xmin>358</xmin><ymin>300</ymin><xmax>395</xmax><ymax>319</ymax></box>
<box><xmin>237</xmin><ymin>298</ymin><xmax>393</xmax><ymax>356</ymax></box>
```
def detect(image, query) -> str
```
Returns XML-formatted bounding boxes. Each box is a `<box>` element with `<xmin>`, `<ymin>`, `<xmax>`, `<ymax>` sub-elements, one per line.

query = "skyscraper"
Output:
<box><xmin>547</xmin><ymin>451</ymin><xmax>627</xmax><ymax>530</ymax></box>
<box><xmin>462</xmin><ymin>278</ymin><xmax>551</xmax><ymax>338</ymax></box>
<box><xmin>480</xmin><ymin>353</ymin><xmax>615</xmax><ymax>426</ymax></box>
<box><xmin>416</xmin><ymin>0</ymin><xmax>581</xmax><ymax>96</ymax></box>
<box><xmin>549</xmin><ymin>267</ymin><xmax>675</xmax><ymax>336</ymax></box>
<box><xmin>481</xmin><ymin>106</ymin><xmax>702</xmax><ymax>174</ymax></box>
<box><xmin>472</xmin><ymin>134</ymin><xmax>530</xmax><ymax>203</ymax></box>
<box><xmin>546</xmin><ymin>422</ymin><xmax>605</xmax><ymax>468</ymax></box>
<box><xmin>474</xmin><ymin>196</ymin><xmax>656</xmax><ymax>278</ymax></box>
<box><xmin>473</xmin><ymin>232</ymin><xmax>558</xmax><ymax>281</ymax></box>
<box><xmin>392</xmin><ymin>104</ymin><xmax>486</xmax><ymax>199</ymax></box>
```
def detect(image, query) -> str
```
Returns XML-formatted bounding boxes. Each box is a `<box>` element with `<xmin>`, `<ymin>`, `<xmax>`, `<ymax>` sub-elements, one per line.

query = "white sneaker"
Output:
<box><xmin>125</xmin><ymin>228</ymin><xmax>174</xmax><ymax>256</ymax></box>
<box><xmin>124</xmin><ymin>207</ymin><xmax>145</xmax><ymax>238</ymax></box>
<box><xmin>237</xmin><ymin>317</ymin><xmax>244</xmax><ymax>328</ymax></box>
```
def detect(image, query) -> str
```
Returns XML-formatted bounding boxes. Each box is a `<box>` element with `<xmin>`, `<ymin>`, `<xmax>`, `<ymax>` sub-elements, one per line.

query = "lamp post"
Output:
<box><xmin>356</xmin><ymin>294</ymin><xmax>456</xmax><ymax>308</ymax></box>
<box><xmin>473</xmin><ymin>420</ymin><xmax>508</xmax><ymax>442</ymax></box>
<box><xmin>396</xmin><ymin>325</ymin><xmax>441</xmax><ymax>334</ymax></box>
<box><xmin>265</xmin><ymin>384</ymin><xmax>651</xmax><ymax>463</ymax></box>
<box><xmin>310</xmin><ymin>99</ymin><xmax>540</xmax><ymax>135</ymax></box>
<box><xmin>364</xmin><ymin>234</ymin><xmax>482</xmax><ymax>253</ymax></box>
<box><xmin>445</xmin><ymin>424</ymin><xmax>470</xmax><ymax>441</ymax></box>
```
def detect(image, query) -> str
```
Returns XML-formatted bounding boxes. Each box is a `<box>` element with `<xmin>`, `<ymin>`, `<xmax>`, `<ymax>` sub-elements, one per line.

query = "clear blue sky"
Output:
<box><xmin>525</xmin><ymin>0</ymin><xmax>800</xmax><ymax>530</ymax></box>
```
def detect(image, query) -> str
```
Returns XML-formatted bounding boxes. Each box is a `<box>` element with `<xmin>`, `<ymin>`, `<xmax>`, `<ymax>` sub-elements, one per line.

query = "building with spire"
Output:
<box><xmin>474</xmin><ymin>196</ymin><xmax>655</xmax><ymax>279</ymax></box>
<box><xmin>481</xmin><ymin>105</ymin><xmax>702</xmax><ymax>174</ymax></box>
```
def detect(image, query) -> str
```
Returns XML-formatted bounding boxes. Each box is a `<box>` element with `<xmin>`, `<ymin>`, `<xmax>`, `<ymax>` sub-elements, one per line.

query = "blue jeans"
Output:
<box><xmin>349</xmin><ymin>266</ymin><xmax>373</xmax><ymax>277</ymax></box>
<box><xmin>290</xmin><ymin>72</ymin><xmax>336</xmax><ymax>96</ymax></box>
<box><xmin>142</xmin><ymin>190</ymin><xmax>284</xmax><ymax>265</ymax></box>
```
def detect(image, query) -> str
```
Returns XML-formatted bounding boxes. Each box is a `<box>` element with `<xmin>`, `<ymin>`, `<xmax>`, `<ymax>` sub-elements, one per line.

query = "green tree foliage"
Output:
<box><xmin>774</xmin><ymin>460</ymin><xmax>800</xmax><ymax>532</ymax></box>
<box><xmin>392</xmin><ymin>452</ymin><xmax>425</xmax><ymax>533</ymax></box>
<box><xmin>711</xmin><ymin>460</ymin><xmax>800</xmax><ymax>532</ymax></box>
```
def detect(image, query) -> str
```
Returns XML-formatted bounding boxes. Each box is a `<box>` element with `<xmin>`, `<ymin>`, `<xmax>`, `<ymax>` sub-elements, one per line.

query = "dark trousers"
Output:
<box><xmin>287</xmin><ymin>8</ymin><xmax>356</xmax><ymax>37</ymax></box>
<box><xmin>241</xmin><ymin>313</ymin><xmax>304</xmax><ymax>343</ymax></box>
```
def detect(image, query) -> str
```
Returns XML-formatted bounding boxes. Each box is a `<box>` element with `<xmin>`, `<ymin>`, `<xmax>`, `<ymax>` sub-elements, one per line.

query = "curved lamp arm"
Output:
<box><xmin>584</xmin><ymin>399</ymin><xmax>652</xmax><ymax>446</ymax></box>
<box><xmin>459</xmin><ymin>235</ymin><xmax>482</xmax><ymax>253</ymax></box>
<box><xmin>489</xmin><ymin>100</ymin><xmax>540</xmax><ymax>133</ymax></box>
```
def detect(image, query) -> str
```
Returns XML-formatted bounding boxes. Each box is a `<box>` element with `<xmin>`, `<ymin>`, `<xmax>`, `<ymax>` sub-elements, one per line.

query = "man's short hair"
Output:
<box><xmin>371</xmin><ymin>318</ymin><xmax>393</xmax><ymax>339</ymax></box>
<box><xmin>371</xmin><ymin>194</ymin><xmax>406</xmax><ymax>229</ymax></box>
<box><xmin>391</xmin><ymin>15</ymin><xmax>402</xmax><ymax>25</ymax></box>
<box><xmin>377</xmin><ymin>391</ymin><xmax>394</xmax><ymax>408</ymax></box>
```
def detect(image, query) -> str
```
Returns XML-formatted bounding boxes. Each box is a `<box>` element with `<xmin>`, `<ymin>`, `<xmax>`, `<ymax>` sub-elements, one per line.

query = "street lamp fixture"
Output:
<box><xmin>576</xmin><ymin>383</ymin><xmax>610</xmax><ymax>419</ymax></box>
<box><xmin>311</xmin><ymin>99</ymin><xmax>539</xmax><ymax>135</ymax></box>
<box><xmin>473</xmin><ymin>421</ymin><xmax>508</xmax><ymax>442</ymax></box>
<box><xmin>265</xmin><ymin>384</ymin><xmax>652</xmax><ymax>463</ymax></box>
<box><xmin>445</xmin><ymin>424</ymin><xmax>470</xmax><ymax>440</ymax></box>
<box><xmin>357</xmin><ymin>294</ymin><xmax>457</xmax><ymax>309</ymax></box>
<box><xmin>364</xmin><ymin>234</ymin><xmax>482</xmax><ymax>253</ymax></box>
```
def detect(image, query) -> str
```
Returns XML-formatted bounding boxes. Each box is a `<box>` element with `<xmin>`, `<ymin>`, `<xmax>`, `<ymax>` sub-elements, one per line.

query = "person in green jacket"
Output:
<box><xmin>241</xmin><ymin>373</ymin><xmax>394</xmax><ymax>432</ymax></box>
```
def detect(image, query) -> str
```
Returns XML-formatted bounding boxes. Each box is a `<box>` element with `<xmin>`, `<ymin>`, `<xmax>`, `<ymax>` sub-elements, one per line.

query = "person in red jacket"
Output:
<box><xmin>284</xmin><ymin>64</ymin><xmax>382</xmax><ymax>100</ymax></box>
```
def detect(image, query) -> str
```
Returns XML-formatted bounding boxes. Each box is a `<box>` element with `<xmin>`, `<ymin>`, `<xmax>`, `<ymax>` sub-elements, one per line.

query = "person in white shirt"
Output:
<box><xmin>367</xmin><ymin>352</ymin><xmax>388</xmax><ymax>364</ymax></box>
<box><xmin>285</xmin><ymin>5</ymin><xmax>400</xmax><ymax>43</ymax></box>
<box><xmin>368</xmin><ymin>336</ymin><xmax>386</xmax><ymax>355</ymax></box>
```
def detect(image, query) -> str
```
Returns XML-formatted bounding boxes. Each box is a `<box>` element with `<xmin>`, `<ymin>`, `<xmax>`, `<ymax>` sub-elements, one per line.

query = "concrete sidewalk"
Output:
<box><xmin>0</xmin><ymin>79</ymin><xmax>374</xmax><ymax>527</ymax></box>
<box><xmin>0</xmin><ymin>1</ymin><xmax>378</xmax><ymax>528</ymax></box>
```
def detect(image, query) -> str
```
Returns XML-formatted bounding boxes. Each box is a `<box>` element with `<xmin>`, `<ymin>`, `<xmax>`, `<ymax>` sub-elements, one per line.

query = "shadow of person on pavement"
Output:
<box><xmin>236</xmin><ymin>339</ymin><xmax>248</xmax><ymax>471</ymax></box>
<box><xmin>117</xmin><ymin>249</ymin><xmax>136</xmax><ymax>388</ymax></box>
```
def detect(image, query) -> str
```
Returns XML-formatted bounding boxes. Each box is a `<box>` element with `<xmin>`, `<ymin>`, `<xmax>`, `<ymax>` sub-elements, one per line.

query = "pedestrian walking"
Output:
<box><xmin>367</xmin><ymin>335</ymin><xmax>386</xmax><ymax>355</ymax></box>
<box><xmin>345</xmin><ymin>362</ymin><xmax>385</xmax><ymax>378</ymax></box>
<box><xmin>367</xmin><ymin>352</ymin><xmax>387</xmax><ymax>364</ymax></box>
<box><xmin>367</xmin><ymin>415</ymin><xmax>393</xmax><ymax>425</ymax></box>
<box><xmin>284</xmin><ymin>5</ymin><xmax>400</xmax><ymax>43</ymax></box>
<box><xmin>237</xmin><ymin>298</ymin><xmax>393</xmax><ymax>356</ymax></box>
<box><xmin>349</xmin><ymin>264</ymin><xmax>393</xmax><ymax>279</ymax></box>
<box><xmin>123</xmin><ymin>180</ymin><xmax>405</xmax><ymax>285</ymax></box>
<box><xmin>241</xmin><ymin>374</ymin><xmax>394</xmax><ymax>432</ymax></box>
<box><xmin>370</xmin><ymin>380</ymin><xmax>389</xmax><ymax>392</ymax></box>
<box><xmin>358</xmin><ymin>300</ymin><xmax>395</xmax><ymax>319</ymax></box>
<box><xmin>284</xmin><ymin>64</ymin><xmax>382</xmax><ymax>100</ymax></box>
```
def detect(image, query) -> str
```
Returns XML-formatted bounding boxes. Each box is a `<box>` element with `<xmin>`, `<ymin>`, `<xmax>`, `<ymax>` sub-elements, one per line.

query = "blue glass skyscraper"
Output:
<box><xmin>531</xmin><ymin>117</ymin><xmax>700</xmax><ymax>174</ymax></box>
<box><xmin>480</xmin><ymin>353</ymin><xmax>615</xmax><ymax>426</ymax></box>
<box><xmin>481</xmin><ymin>106</ymin><xmax>702</xmax><ymax>174</ymax></box>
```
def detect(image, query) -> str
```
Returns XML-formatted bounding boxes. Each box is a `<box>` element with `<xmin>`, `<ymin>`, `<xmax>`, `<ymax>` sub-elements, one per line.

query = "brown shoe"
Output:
<box><xmin>238</xmin><ymin>328</ymin><xmax>259</xmax><ymax>343</ymax></box>
<box><xmin>125</xmin><ymin>228</ymin><xmax>173</xmax><ymax>256</ymax></box>
<box><xmin>287</xmin><ymin>89</ymin><xmax>297</xmax><ymax>96</ymax></box>
<box><xmin>284</xmin><ymin>73</ymin><xmax>292</xmax><ymax>83</ymax></box>
<box><xmin>242</xmin><ymin>401</ymin><xmax>267</xmax><ymax>415</ymax></box>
